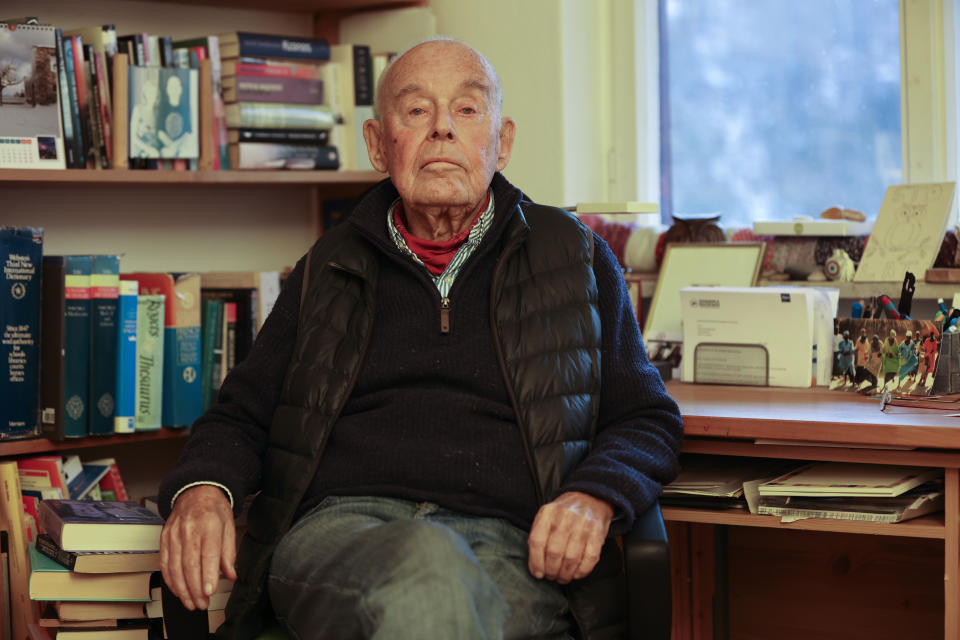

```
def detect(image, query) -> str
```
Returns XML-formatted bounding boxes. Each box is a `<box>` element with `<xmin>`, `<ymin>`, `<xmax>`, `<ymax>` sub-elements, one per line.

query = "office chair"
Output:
<box><xmin>251</xmin><ymin>502</ymin><xmax>672</xmax><ymax>640</ymax></box>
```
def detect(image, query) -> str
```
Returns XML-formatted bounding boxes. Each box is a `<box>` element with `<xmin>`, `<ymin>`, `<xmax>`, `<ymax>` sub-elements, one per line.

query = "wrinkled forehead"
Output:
<box><xmin>383</xmin><ymin>41</ymin><xmax>500</xmax><ymax>109</ymax></box>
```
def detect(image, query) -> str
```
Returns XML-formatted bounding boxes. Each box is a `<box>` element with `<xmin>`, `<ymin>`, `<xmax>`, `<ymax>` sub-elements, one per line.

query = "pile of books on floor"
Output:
<box><xmin>28</xmin><ymin>499</ymin><xmax>163</xmax><ymax>639</ymax></box>
<box><xmin>756</xmin><ymin>462</ymin><xmax>945</xmax><ymax>524</ymax></box>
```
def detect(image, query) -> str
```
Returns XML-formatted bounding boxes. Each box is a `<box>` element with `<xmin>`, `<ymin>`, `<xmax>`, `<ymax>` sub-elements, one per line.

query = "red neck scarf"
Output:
<box><xmin>393</xmin><ymin>194</ymin><xmax>490</xmax><ymax>275</ymax></box>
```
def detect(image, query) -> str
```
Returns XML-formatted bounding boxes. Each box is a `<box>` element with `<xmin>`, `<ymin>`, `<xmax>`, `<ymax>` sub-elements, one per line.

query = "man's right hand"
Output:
<box><xmin>159</xmin><ymin>484</ymin><xmax>238</xmax><ymax>610</ymax></box>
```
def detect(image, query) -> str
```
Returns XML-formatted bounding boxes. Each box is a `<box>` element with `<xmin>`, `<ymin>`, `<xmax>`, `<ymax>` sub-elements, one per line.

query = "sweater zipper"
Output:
<box><xmin>489</xmin><ymin>224</ymin><xmax>544</xmax><ymax>506</ymax></box>
<box><xmin>440</xmin><ymin>297</ymin><xmax>451</xmax><ymax>334</ymax></box>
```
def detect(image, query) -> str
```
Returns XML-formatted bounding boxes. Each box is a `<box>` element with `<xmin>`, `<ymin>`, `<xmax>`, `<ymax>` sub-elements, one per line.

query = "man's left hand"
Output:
<box><xmin>527</xmin><ymin>491</ymin><xmax>614</xmax><ymax>584</ymax></box>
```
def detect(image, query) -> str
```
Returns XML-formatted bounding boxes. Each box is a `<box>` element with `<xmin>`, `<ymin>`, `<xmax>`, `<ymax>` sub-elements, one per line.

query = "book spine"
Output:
<box><xmin>70</xmin><ymin>36</ymin><xmax>93</xmax><ymax>168</ymax></box>
<box><xmin>0</xmin><ymin>462</ymin><xmax>37</xmax><ymax>639</ymax></box>
<box><xmin>225</xmin><ymin>60</ymin><xmax>325</xmax><ymax>80</ymax></box>
<box><xmin>227</xmin><ymin>75</ymin><xmax>324</xmax><ymax>104</ymax></box>
<box><xmin>199</xmin><ymin>58</ymin><xmax>214</xmax><ymax>171</ymax></box>
<box><xmin>113</xmin><ymin>280</ymin><xmax>138</xmax><ymax>434</ymax></box>
<box><xmin>229</xmin><ymin>142</ymin><xmax>338</xmax><ymax>169</ymax></box>
<box><xmin>40</xmin><ymin>257</ymin><xmax>66</xmax><ymax>440</ymax></box>
<box><xmin>88</xmin><ymin>255</ymin><xmax>120</xmax><ymax>436</ymax></box>
<box><xmin>200</xmin><ymin>299</ymin><xmax>223</xmax><ymax>412</ymax></box>
<box><xmin>230</xmin><ymin>32</ymin><xmax>330</xmax><ymax>61</ymax></box>
<box><xmin>206</xmin><ymin>35</ymin><xmax>230</xmax><ymax>170</ymax></box>
<box><xmin>1</xmin><ymin>228</ymin><xmax>43</xmax><ymax>439</ymax></box>
<box><xmin>171</xmin><ymin>274</ymin><xmax>202</xmax><ymax>427</ymax></box>
<box><xmin>61</xmin><ymin>36</ymin><xmax>85</xmax><ymax>169</ymax></box>
<box><xmin>111</xmin><ymin>52</ymin><xmax>129</xmax><ymax>169</ymax></box>
<box><xmin>98</xmin><ymin>460</ymin><xmax>129</xmax><ymax>502</ymax></box>
<box><xmin>135</xmin><ymin>295</ymin><xmax>165</xmax><ymax>431</ymax></box>
<box><xmin>226</xmin><ymin>103</ymin><xmax>336</xmax><ymax>130</ymax></box>
<box><xmin>54</xmin><ymin>29</ymin><xmax>78</xmax><ymax>169</ymax></box>
<box><xmin>63</xmin><ymin>256</ymin><xmax>92</xmax><ymax>438</ymax></box>
<box><xmin>94</xmin><ymin>51</ymin><xmax>114</xmax><ymax>168</ymax></box>
<box><xmin>234</xmin><ymin>128</ymin><xmax>330</xmax><ymax>145</ymax></box>
<box><xmin>34</xmin><ymin>534</ymin><xmax>77</xmax><ymax>570</ymax></box>
<box><xmin>84</xmin><ymin>47</ymin><xmax>109</xmax><ymax>169</ymax></box>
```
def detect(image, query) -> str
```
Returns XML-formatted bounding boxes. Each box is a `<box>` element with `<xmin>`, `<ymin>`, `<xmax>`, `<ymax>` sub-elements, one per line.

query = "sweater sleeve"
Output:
<box><xmin>156</xmin><ymin>256</ymin><xmax>306</xmax><ymax>519</ymax></box>
<box><xmin>559</xmin><ymin>233</ymin><xmax>683</xmax><ymax>536</ymax></box>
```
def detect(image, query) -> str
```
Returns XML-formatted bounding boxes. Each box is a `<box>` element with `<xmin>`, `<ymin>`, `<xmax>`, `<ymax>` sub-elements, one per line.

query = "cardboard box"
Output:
<box><xmin>680</xmin><ymin>286</ymin><xmax>835</xmax><ymax>388</ymax></box>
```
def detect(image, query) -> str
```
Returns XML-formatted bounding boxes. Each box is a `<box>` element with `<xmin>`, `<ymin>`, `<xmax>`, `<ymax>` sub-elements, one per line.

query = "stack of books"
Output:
<box><xmin>219</xmin><ymin>31</ymin><xmax>339</xmax><ymax>170</ymax></box>
<box><xmin>756</xmin><ymin>462</ymin><xmax>945</xmax><ymax>523</ymax></box>
<box><xmin>28</xmin><ymin>499</ymin><xmax>164</xmax><ymax>639</ymax></box>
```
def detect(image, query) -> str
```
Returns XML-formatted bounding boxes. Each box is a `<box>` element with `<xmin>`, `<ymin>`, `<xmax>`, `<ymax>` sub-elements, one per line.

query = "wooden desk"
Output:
<box><xmin>663</xmin><ymin>381</ymin><xmax>960</xmax><ymax>640</ymax></box>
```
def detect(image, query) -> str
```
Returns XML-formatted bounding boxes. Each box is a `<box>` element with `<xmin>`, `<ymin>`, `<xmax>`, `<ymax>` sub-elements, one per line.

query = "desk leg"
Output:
<box><xmin>947</xmin><ymin>467</ymin><xmax>959</xmax><ymax>640</ymax></box>
<box><xmin>667</xmin><ymin>522</ymin><xmax>717</xmax><ymax>640</ymax></box>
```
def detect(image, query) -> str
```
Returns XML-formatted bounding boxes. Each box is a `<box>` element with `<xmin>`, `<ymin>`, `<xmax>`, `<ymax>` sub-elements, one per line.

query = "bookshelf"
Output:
<box><xmin>0</xmin><ymin>0</ymin><xmax>420</xmax><ymax>497</ymax></box>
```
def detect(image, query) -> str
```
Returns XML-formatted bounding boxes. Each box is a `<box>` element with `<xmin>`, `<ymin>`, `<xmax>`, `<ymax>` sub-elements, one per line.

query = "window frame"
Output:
<box><xmin>614</xmin><ymin>0</ymin><xmax>960</xmax><ymax>225</ymax></box>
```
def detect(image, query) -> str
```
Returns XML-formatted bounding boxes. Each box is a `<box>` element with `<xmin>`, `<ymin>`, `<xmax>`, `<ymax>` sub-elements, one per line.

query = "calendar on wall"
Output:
<box><xmin>0</xmin><ymin>22</ymin><xmax>67</xmax><ymax>169</ymax></box>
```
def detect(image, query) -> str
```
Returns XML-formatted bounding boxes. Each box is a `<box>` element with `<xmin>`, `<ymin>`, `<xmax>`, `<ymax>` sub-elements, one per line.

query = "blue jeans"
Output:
<box><xmin>267</xmin><ymin>496</ymin><xmax>571</xmax><ymax>640</ymax></box>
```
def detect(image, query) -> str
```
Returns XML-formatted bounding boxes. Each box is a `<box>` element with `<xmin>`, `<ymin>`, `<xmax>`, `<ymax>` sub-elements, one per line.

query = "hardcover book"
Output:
<box><xmin>28</xmin><ymin>543</ymin><xmax>153</xmax><ymax>601</ymax></box>
<box><xmin>40</xmin><ymin>255</ymin><xmax>92</xmax><ymax>440</ymax></box>
<box><xmin>228</xmin><ymin>141</ymin><xmax>339</xmax><ymax>170</ymax></box>
<box><xmin>171</xmin><ymin>35</ymin><xmax>230</xmax><ymax>169</ymax></box>
<box><xmin>61</xmin><ymin>34</ymin><xmax>86</xmax><ymax>169</ymax></box>
<box><xmin>55</xmin><ymin>600</ymin><xmax>147</xmax><ymax>622</ymax></box>
<box><xmin>222</xmin><ymin>59</ymin><xmax>325</xmax><ymax>80</ymax></box>
<box><xmin>0</xmin><ymin>462</ymin><xmax>39</xmax><ymax>638</ymax></box>
<box><xmin>1</xmin><ymin>227</ymin><xmax>43</xmax><ymax>439</ymax></box>
<box><xmin>37</xmin><ymin>499</ymin><xmax>164</xmax><ymax>553</ymax></box>
<box><xmin>88</xmin><ymin>255</ymin><xmax>120</xmax><ymax>436</ymax></box>
<box><xmin>224</xmin><ymin>102</ymin><xmax>336</xmax><ymax>130</ymax></box>
<box><xmin>128</xmin><ymin>66</ymin><xmax>199</xmax><ymax>159</ymax></box>
<box><xmin>135</xmin><ymin>294</ymin><xmax>165</xmax><ymax>431</ymax></box>
<box><xmin>223</xmin><ymin>74</ymin><xmax>324</xmax><ymax>104</ymax></box>
<box><xmin>88</xmin><ymin>457</ymin><xmax>129</xmax><ymax>502</ymax></box>
<box><xmin>200</xmin><ymin>298</ymin><xmax>224</xmax><ymax>412</ymax></box>
<box><xmin>113</xmin><ymin>280</ymin><xmax>138</xmax><ymax>434</ymax></box>
<box><xmin>35</xmin><ymin>532</ymin><xmax>160</xmax><ymax>573</ymax></box>
<box><xmin>0</xmin><ymin>22</ymin><xmax>67</xmax><ymax>169</ymax></box>
<box><xmin>228</xmin><ymin>127</ymin><xmax>330</xmax><ymax>146</ymax></box>
<box><xmin>218</xmin><ymin>31</ymin><xmax>331</xmax><ymax>62</ymax></box>
<box><xmin>120</xmin><ymin>273</ymin><xmax>202</xmax><ymax>427</ymax></box>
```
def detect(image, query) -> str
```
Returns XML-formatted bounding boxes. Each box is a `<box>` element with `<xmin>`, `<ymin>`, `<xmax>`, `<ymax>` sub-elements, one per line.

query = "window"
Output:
<box><xmin>659</xmin><ymin>0</ymin><xmax>902</xmax><ymax>229</ymax></box>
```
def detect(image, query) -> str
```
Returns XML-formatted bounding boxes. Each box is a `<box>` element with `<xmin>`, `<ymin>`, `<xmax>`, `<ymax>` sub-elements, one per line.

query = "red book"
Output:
<box><xmin>16</xmin><ymin>456</ymin><xmax>69</xmax><ymax>497</ymax></box>
<box><xmin>88</xmin><ymin>457</ymin><xmax>128</xmax><ymax>502</ymax></box>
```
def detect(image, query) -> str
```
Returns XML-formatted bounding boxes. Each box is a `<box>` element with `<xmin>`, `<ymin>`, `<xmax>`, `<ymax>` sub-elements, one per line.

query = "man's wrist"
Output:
<box><xmin>170</xmin><ymin>481</ymin><xmax>234</xmax><ymax>512</ymax></box>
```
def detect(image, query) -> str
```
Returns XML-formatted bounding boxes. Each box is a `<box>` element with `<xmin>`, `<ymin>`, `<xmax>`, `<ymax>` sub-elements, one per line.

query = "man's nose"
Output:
<box><xmin>431</xmin><ymin>111</ymin><xmax>455</xmax><ymax>140</ymax></box>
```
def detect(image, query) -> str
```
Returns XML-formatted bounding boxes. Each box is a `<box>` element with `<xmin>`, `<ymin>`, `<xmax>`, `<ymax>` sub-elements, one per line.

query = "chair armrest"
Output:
<box><xmin>623</xmin><ymin>501</ymin><xmax>671</xmax><ymax>640</ymax></box>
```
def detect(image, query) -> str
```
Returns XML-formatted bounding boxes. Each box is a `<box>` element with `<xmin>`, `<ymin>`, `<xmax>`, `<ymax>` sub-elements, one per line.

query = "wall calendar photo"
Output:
<box><xmin>0</xmin><ymin>22</ymin><xmax>66</xmax><ymax>169</ymax></box>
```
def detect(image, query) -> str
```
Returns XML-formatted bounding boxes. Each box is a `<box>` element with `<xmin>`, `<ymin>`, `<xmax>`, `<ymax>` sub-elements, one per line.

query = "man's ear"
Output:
<box><xmin>362</xmin><ymin>119</ymin><xmax>388</xmax><ymax>173</ymax></box>
<box><xmin>496</xmin><ymin>117</ymin><xmax>516</xmax><ymax>172</ymax></box>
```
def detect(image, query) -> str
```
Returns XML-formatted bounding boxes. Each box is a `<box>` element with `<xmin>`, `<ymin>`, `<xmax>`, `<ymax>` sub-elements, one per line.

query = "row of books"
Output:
<box><xmin>26</xmin><ymin>498</ymin><xmax>231</xmax><ymax>638</ymax></box>
<box><xmin>0</xmin><ymin>17</ymin><xmax>389</xmax><ymax>171</ymax></box>
<box><xmin>1</xmin><ymin>226</ymin><xmax>282</xmax><ymax>441</ymax></box>
<box><xmin>662</xmin><ymin>455</ymin><xmax>946</xmax><ymax>524</ymax></box>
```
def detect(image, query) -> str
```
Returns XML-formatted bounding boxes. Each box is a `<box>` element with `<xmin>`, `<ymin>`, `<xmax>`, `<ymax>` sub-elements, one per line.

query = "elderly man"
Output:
<box><xmin>158</xmin><ymin>37</ymin><xmax>682</xmax><ymax>640</ymax></box>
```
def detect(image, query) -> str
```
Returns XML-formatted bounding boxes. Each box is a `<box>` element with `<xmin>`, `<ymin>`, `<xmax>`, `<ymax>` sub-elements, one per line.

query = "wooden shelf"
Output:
<box><xmin>0</xmin><ymin>428</ymin><xmax>191</xmax><ymax>458</ymax></box>
<box><xmin>0</xmin><ymin>169</ymin><xmax>385</xmax><ymax>188</ymax></box>
<box><xmin>118</xmin><ymin>0</ymin><xmax>422</xmax><ymax>14</ymax></box>
<box><xmin>661</xmin><ymin>505</ymin><xmax>946</xmax><ymax>539</ymax></box>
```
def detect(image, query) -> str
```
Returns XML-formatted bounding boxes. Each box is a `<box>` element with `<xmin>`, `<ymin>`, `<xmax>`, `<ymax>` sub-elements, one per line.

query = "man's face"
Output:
<box><xmin>364</xmin><ymin>41</ymin><xmax>515</xmax><ymax>214</ymax></box>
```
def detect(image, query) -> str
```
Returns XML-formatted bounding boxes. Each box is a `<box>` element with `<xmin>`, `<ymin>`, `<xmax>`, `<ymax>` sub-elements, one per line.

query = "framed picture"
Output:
<box><xmin>643</xmin><ymin>242</ymin><xmax>766</xmax><ymax>345</ymax></box>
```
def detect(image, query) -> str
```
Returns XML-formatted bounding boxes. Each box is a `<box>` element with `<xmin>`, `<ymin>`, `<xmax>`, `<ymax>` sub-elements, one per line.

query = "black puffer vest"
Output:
<box><xmin>219</xmin><ymin>199</ymin><xmax>629</xmax><ymax>639</ymax></box>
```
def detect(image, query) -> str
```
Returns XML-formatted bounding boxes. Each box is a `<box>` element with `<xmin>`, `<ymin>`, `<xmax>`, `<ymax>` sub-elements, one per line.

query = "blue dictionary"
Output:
<box><xmin>220</xmin><ymin>31</ymin><xmax>330</xmax><ymax>61</ymax></box>
<box><xmin>1</xmin><ymin>228</ymin><xmax>43</xmax><ymax>439</ymax></box>
<box><xmin>88</xmin><ymin>255</ymin><xmax>120</xmax><ymax>436</ymax></box>
<box><xmin>113</xmin><ymin>279</ymin><xmax>138</xmax><ymax>433</ymax></box>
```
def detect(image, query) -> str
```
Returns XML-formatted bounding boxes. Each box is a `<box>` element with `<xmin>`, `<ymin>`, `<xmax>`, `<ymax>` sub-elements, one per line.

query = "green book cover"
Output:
<box><xmin>135</xmin><ymin>294</ymin><xmax>165</xmax><ymax>431</ymax></box>
<box><xmin>88</xmin><ymin>255</ymin><xmax>120</xmax><ymax>436</ymax></box>
<box><xmin>63</xmin><ymin>256</ymin><xmax>92</xmax><ymax>438</ymax></box>
<box><xmin>200</xmin><ymin>299</ymin><xmax>223</xmax><ymax>412</ymax></box>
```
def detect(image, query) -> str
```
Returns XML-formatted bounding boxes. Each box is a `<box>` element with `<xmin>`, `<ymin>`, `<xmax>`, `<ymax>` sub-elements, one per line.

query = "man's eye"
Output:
<box><xmin>410</xmin><ymin>108</ymin><xmax>426</xmax><ymax>116</ymax></box>
<box><xmin>460</xmin><ymin>107</ymin><xmax>476</xmax><ymax>114</ymax></box>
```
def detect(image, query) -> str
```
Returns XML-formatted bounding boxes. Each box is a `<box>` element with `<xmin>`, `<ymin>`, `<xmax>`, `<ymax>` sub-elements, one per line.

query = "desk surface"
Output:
<box><xmin>666</xmin><ymin>381</ymin><xmax>960</xmax><ymax>450</ymax></box>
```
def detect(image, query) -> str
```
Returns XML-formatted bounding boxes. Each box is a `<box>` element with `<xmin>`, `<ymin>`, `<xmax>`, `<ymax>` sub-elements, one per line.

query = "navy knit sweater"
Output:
<box><xmin>158</xmin><ymin>174</ymin><xmax>683</xmax><ymax>534</ymax></box>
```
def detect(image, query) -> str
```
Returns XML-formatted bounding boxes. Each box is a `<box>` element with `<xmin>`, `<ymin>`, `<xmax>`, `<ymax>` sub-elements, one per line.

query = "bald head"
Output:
<box><xmin>374</xmin><ymin>37</ymin><xmax>503</xmax><ymax>121</ymax></box>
